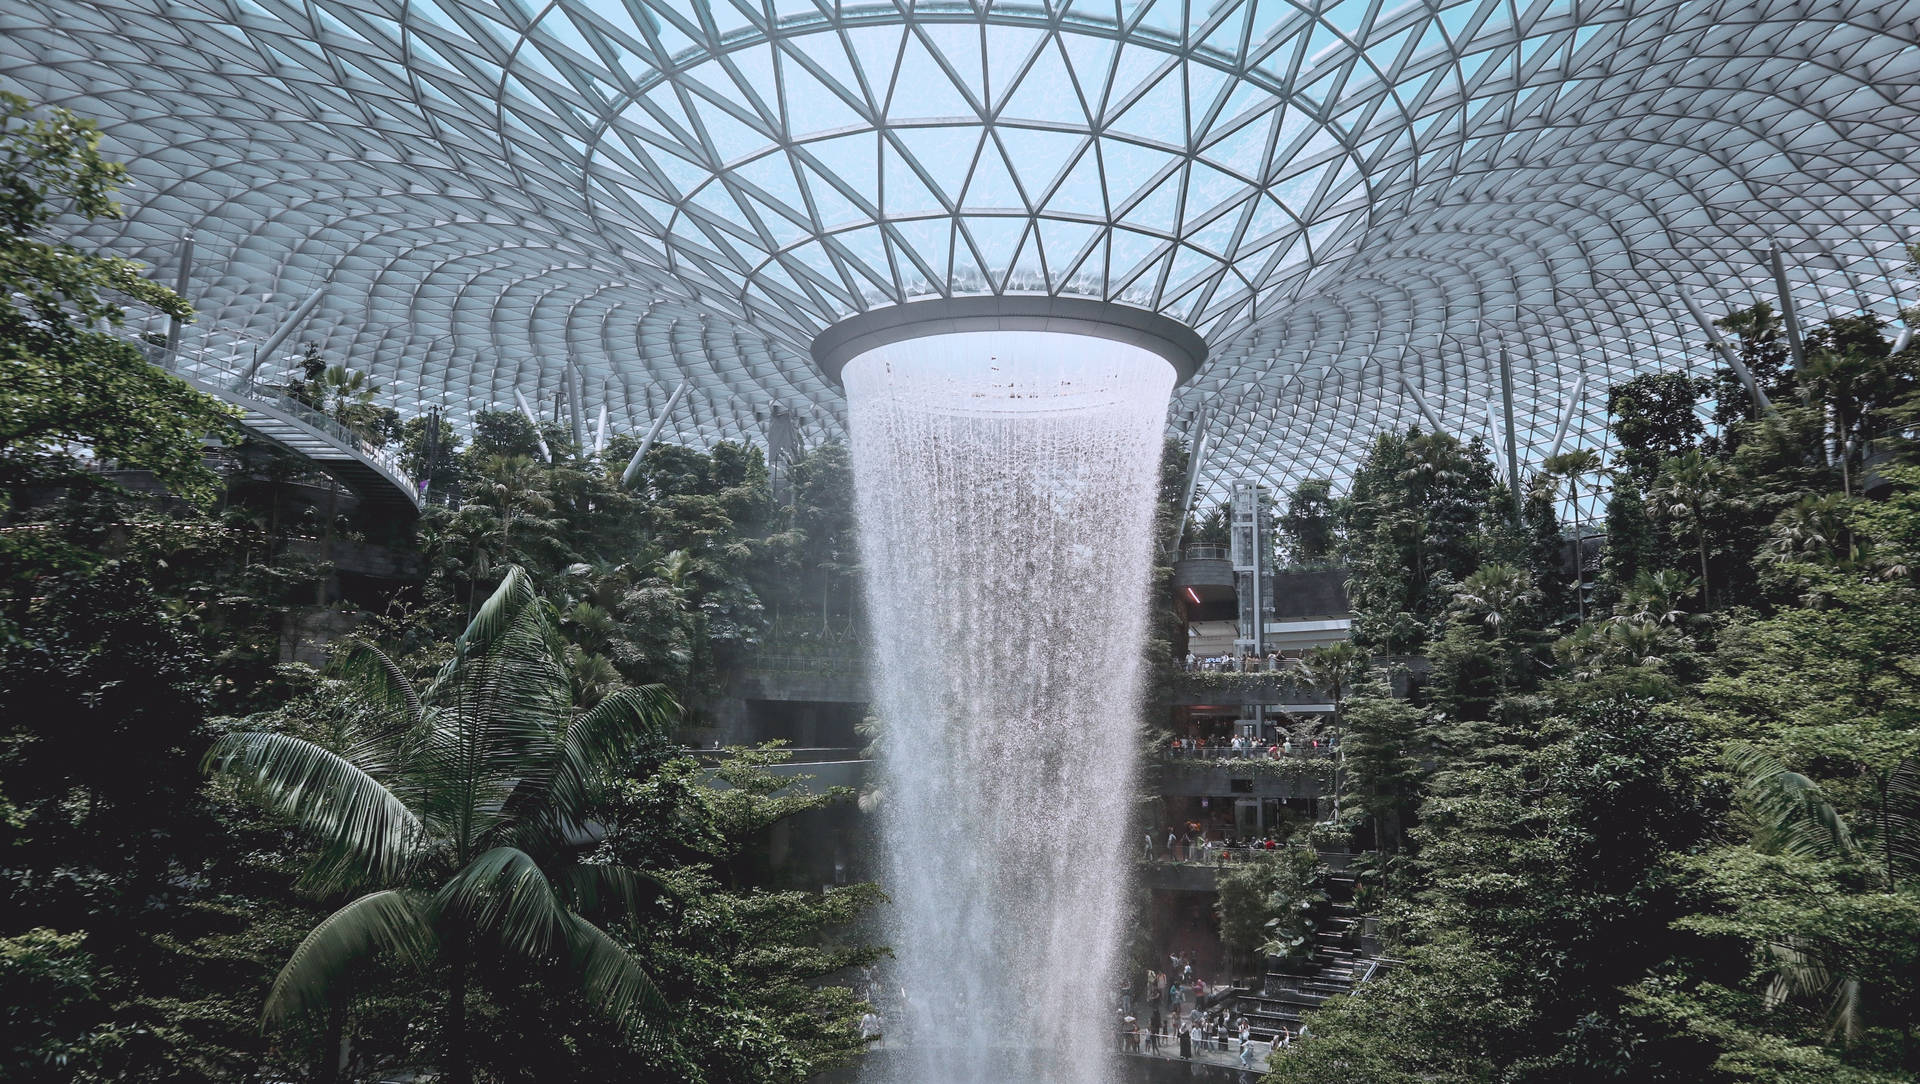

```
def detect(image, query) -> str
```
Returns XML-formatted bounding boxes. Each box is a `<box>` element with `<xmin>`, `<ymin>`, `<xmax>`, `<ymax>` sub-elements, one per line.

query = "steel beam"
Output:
<box><xmin>593</xmin><ymin>403</ymin><xmax>609</xmax><ymax>455</ymax></box>
<box><xmin>165</xmin><ymin>232</ymin><xmax>193</xmax><ymax>361</ymax></box>
<box><xmin>1396</xmin><ymin>374</ymin><xmax>1446</xmax><ymax>435</ymax></box>
<box><xmin>1767</xmin><ymin>247</ymin><xmax>1809</xmax><ymax>372</ymax></box>
<box><xmin>564</xmin><ymin>363</ymin><xmax>587</xmax><ymax>452</ymax></box>
<box><xmin>1498</xmin><ymin>348</ymin><xmax>1522</xmax><ymax>523</ymax></box>
<box><xmin>623</xmin><ymin>381</ymin><xmax>689</xmax><ymax>487</ymax></box>
<box><xmin>1547</xmin><ymin>374</ymin><xmax>1587</xmax><ymax>460</ymax></box>
<box><xmin>1167</xmin><ymin>405</ymin><xmax>1211</xmax><ymax>559</ymax></box>
<box><xmin>1677</xmin><ymin>290</ymin><xmax>1773</xmax><ymax>415</ymax></box>
<box><xmin>239</xmin><ymin>285</ymin><xmax>329</xmax><ymax>387</ymax></box>
<box><xmin>514</xmin><ymin>388</ymin><xmax>553</xmax><ymax>461</ymax></box>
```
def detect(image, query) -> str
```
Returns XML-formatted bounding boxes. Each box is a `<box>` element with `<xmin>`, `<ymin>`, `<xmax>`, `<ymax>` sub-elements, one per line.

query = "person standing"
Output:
<box><xmin>1178</xmin><ymin>1019</ymin><xmax>1192</xmax><ymax>1059</ymax></box>
<box><xmin>1238</xmin><ymin>1019</ymin><xmax>1254</xmax><ymax>1066</ymax></box>
<box><xmin>1150</xmin><ymin>1006</ymin><xmax>1162</xmax><ymax>1051</ymax></box>
<box><xmin>1143</xmin><ymin>829</ymin><xmax>1154</xmax><ymax>861</ymax></box>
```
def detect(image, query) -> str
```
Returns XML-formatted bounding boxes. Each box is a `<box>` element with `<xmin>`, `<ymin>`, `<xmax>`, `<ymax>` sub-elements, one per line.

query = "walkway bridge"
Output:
<box><xmin>154</xmin><ymin>339</ymin><xmax>422</xmax><ymax>515</ymax></box>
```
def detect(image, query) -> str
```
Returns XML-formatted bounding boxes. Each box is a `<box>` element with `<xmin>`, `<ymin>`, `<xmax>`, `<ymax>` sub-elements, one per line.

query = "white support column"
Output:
<box><xmin>1547</xmin><ymin>374</ymin><xmax>1587</xmax><ymax>460</ymax></box>
<box><xmin>1677</xmin><ymin>290</ymin><xmax>1772</xmax><ymax>415</ymax></box>
<box><xmin>514</xmin><ymin>388</ymin><xmax>553</xmax><ymax>462</ymax></box>
<box><xmin>1167</xmin><ymin>405</ymin><xmax>1210</xmax><ymax>559</ymax></box>
<box><xmin>165</xmin><ymin>232</ymin><xmax>193</xmax><ymax>362</ymax></box>
<box><xmin>239</xmin><ymin>286</ymin><xmax>329</xmax><ymax>387</ymax></box>
<box><xmin>623</xmin><ymin>381</ymin><xmax>689</xmax><ymax>487</ymax></box>
<box><xmin>564</xmin><ymin>363</ymin><xmax>587</xmax><ymax>453</ymax></box>
<box><xmin>1767</xmin><ymin>246</ymin><xmax>1809</xmax><ymax>372</ymax></box>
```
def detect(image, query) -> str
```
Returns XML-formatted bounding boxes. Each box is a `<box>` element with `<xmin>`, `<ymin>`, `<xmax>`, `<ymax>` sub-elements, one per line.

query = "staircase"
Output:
<box><xmin>1230</xmin><ymin>866</ymin><xmax>1377</xmax><ymax>1042</ymax></box>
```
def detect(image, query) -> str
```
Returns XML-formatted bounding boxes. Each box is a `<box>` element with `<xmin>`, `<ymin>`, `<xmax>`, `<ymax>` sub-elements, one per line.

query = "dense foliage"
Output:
<box><xmin>1</xmin><ymin>94</ymin><xmax>878</xmax><ymax>1082</ymax></box>
<box><xmin>1268</xmin><ymin>299</ymin><xmax>1920</xmax><ymax>1084</ymax></box>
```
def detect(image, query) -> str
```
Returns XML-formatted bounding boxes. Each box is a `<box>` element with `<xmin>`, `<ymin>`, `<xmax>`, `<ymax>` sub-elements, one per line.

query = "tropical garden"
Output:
<box><xmin>1260</xmin><ymin>291</ymin><xmax>1920</xmax><ymax>1082</ymax></box>
<box><xmin>1</xmin><ymin>93</ymin><xmax>876</xmax><ymax>1082</ymax></box>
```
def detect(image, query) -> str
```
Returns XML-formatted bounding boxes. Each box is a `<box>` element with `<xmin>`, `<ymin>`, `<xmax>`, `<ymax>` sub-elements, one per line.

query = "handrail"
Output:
<box><xmin>148</xmin><ymin>321</ymin><xmax>420</xmax><ymax>503</ymax></box>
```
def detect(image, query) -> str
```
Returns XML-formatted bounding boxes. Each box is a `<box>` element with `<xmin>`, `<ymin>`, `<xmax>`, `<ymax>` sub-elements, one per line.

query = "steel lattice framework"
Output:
<box><xmin>5</xmin><ymin>0</ymin><xmax>1918</xmax><ymax>501</ymax></box>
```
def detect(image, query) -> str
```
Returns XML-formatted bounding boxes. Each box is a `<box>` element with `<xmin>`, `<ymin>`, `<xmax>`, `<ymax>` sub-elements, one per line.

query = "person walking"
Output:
<box><xmin>1238</xmin><ymin>1020</ymin><xmax>1254</xmax><ymax>1067</ymax></box>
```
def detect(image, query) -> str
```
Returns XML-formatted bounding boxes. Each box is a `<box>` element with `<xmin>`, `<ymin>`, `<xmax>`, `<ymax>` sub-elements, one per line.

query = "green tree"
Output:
<box><xmin>1281</xmin><ymin>478</ymin><xmax>1339</xmax><ymax>564</ymax></box>
<box><xmin>206</xmin><ymin>568</ymin><xmax>679</xmax><ymax>1084</ymax></box>
<box><xmin>1609</xmin><ymin>372</ymin><xmax>1709</xmax><ymax>489</ymax></box>
<box><xmin>0</xmin><ymin>92</ymin><xmax>236</xmax><ymax>504</ymax></box>
<box><xmin>1541</xmin><ymin>450</ymin><xmax>1606</xmax><ymax>620</ymax></box>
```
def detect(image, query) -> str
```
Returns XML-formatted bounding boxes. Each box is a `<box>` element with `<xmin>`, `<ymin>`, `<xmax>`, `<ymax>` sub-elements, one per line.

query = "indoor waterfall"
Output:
<box><xmin>844</xmin><ymin>331</ymin><xmax>1177</xmax><ymax>1083</ymax></box>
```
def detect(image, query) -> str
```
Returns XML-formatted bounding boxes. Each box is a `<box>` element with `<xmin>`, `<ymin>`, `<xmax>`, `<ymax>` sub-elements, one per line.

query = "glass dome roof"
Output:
<box><xmin>5</xmin><ymin>0</ymin><xmax>1918</xmax><ymax>499</ymax></box>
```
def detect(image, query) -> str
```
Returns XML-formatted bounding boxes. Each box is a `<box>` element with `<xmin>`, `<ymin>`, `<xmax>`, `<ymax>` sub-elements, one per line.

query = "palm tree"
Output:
<box><xmin>1541</xmin><ymin>450</ymin><xmax>1606</xmax><ymax>620</ymax></box>
<box><xmin>1652</xmin><ymin>451</ymin><xmax>1730</xmax><ymax>609</ymax></box>
<box><xmin>206</xmin><ymin>567</ymin><xmax>677</xmax><ymax>1084</ymax></box>
<box><xmin>1301</xmin><ymin>642</ymin><xmax>1370</xmax><ymax>819</ymax></box>
<box><xmin>1725</xmin><ymin>744</ymin><xmax>1920</xmax><ymax>1043</ymax></box>
<box><xmin>1450</xmin><ymin>562</ymin><xmax>1538</xmax><ymax>636</ymax></box>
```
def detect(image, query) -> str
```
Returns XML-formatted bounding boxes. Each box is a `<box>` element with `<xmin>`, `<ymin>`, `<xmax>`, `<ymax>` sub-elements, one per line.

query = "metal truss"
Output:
<box><xmin>5</xmin><ymin>0</ymin><xmax>1917</xmax><ymax>501</ymax></box>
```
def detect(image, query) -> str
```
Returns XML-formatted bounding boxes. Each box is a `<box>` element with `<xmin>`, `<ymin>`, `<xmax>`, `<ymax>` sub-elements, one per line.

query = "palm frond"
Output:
<box><xmin>1881</xmin><ymin>756</ymin><xmax>1920</xmax><ymax>887</ymax></box>
<box><xmin>437</xmin><ymin>565</ymin><xmax>539</xmax><ymax>679</ymax></box>
<box><xmin>265</xmin><ymin>890</ymin><xmax>434</xmax><ymax>1024</ymax></box>
<box><xmin>434</xmin><ymin>846</ymin><xmax>570</xmax><ymax>959</ymax></box>
<box><xmin>205</xmin><ymin>731</ymin><xmax>420</xmax><ymax>884</ymax></box>
<box><xmin>331</xmin><ymin>639</ymin><xmax>423</xmax><ymax>728</ymax></box>
<box><xmin>562</xmin><ymin>863</ymin><xmax>677</xmax><ymax>925</ymax></box>
<box><xmin>1764</xmin><ymin>940</ymin><xmax>1861</xmax><ymax>1044</ymax></box>
<box><xmin>1726</xmin><ymin>742</ymin><xmax>1857</xmax><ymax>862</ymax></box>
<box><xmin>565</xmin><ymin>913</ymin><xmax>668</xmax><ymax>1035</ymax></box>
<box><xmin>545</xmin><ymin>684</ymin><xmax>678</xmax><ymax>819</ymax></box>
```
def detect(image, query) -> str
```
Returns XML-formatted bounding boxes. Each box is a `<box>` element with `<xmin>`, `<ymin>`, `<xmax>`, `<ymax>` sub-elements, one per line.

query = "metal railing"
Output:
<box><xmin>147</xmin><ymin>320</ymin><xmax>419</xmax><ymax>501</ymax></box>
<box><xmin>1181</xmin><ymin>544</ymin><xmax>1229</xmax><ymax>560</ymax></box>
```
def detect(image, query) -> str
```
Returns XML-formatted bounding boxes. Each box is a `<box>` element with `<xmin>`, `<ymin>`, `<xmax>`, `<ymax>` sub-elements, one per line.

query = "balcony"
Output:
<box><xmin>1154</xmin><ymin>751</ymin><xmax>1333</xmax><ymax>799</ymax></box>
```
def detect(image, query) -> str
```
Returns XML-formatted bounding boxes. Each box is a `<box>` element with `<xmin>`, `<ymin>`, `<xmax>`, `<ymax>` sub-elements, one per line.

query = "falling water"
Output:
<box><xmin>845</xmin><ymin>330</ymin><xmax>1176</xmax><ymax>1083</ymax></box>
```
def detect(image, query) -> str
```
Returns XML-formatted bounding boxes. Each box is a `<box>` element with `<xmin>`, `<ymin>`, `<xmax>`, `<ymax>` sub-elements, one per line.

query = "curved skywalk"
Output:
<box><xmin>5</xmin><ymin>0</ymin><xmax>1918</xmax><ymax>503</ymax></box>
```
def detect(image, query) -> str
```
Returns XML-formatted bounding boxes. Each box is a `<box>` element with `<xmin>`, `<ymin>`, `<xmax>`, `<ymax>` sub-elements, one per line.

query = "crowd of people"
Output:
<box><xmin>1114</xmin><ymin>955</ymin><xmax>1275</xmax><ymax>1067</ymax></box>
<box><xmin>1184</xmin><ymin>650</ymin><xmax>1298</xmax><ymax>672</ymax></box>
<box><xmin>1165</xmin><ymin>732</ymin><xmax>1333</xmax><ymax>758</ymax></box>
<box><xmin>1146</xmin><ymin>825</ymin><xmax>1307</xmax><ymax>864</ymax></box>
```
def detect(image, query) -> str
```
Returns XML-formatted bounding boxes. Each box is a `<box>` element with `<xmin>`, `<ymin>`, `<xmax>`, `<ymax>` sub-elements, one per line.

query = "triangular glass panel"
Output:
<box><xmin>891</xmin><ymin>125</ymin><xmax>978</xmax><ymax>201</ymax></box>
<box><xmin>891</xmin><ymin>33</ymin><xmax>977</xmax><ymax>120</ymax></box>
<box><xmin>960</xmin><ymin>214</ymin><xmax>1026</xmax><ymax>279</ymax></box>
<box><xmin>842</xmin><ymin>24</ymin><xmax>906</xmax><ymax>107</ymax></box>
<box><xmin>1037</xmin><ymin>217</ymin><xmax>1101</xmax><ymax>281</ymax></box>
<box><xmin>1120</xmin><ymin>169</ymin><xmax>1181</xmax><ymax>234</ymax></box>
<box><xmin>779</xmin><ymin>51</ymin><xmax>867</xmax><ymax>136</ymax></box>
<box><xmin>1044</xmin><ymin>144</ymin><xmax>1108</xmax><ymax>218</ymax></box>
<box><xmin>1101</xmin><ymin>136</ymin><xmax>1180</xmax><ymax>205</ymax></box>
<box><xmin>882</xmin><ymin>141</ymin><xmax>946</xmax><ymax>215</ymax></box>
<box><xmin>918</xmin><ymin>22</ymin><xmax>985</xmax><ymax>106</ymax></box>
<box><xmin>1105</xmin><ymin>43</ymin><xmax>1169</xmax><ymax>124</ymax></box>
<box><xmin>962</xmin><ymin>135</ymin><xmax>1024</xmax><ymax>211</ymax></box>
<box><xmin>1202</xmin><ymin>111</ymin><xmax>1272</xmax><ymax>178</ymax></box>
<box><xmin>689</xmin><ymin>93</ymin><xmax>772</xmax><ymax>164</ymax></box>
<box><xmin>1004</xmin><ymin>225</ymin><xmax>1045</xmax><ymax>291</ymax></box>
<box><xmin>995</xmin><ymin>126</ymin><xmax>1084</xmax><ymax>201</ymax></box>
<box><xmin>782</xmin><ymin>31</ymin><xmax>866</xmax><ymax>115</ymax></box>
<box><xmin>728</xmin><ymin>151</ymin><xmax>805</xmax><ymax>208</ymax></box>
<box><xmin>1060</xmin><ymin>32</ymin><xmax>1118</xmax><ymax>102</ymax></box>
<box><xmin>1184</xmin><ymin>160</ymin><xmax>1246</xmax><ymax>220</ymax></box>
<box><xmin>1112</xmin><ymin>64</ymin><xmax>1186</xmax><ymax>141</ymax></box>
<box><xmin>998</xmin><ymin>40</ymin><xmax>1089</xmax><ymax>126</ymax></box>
<box><xmin>891</xmin><ymin>215</ymin><xmax>955</xmax><ymax>289</ymax></box>
<box><xmin>1107</xmin><ymin>226</ymin><xmax>1165</xmax><ymax>286</ymax></box>
<box><xmin>984</xmin><ymin>25</ymin><xmax>1048</xmax><ymax>110</ymax></box>
<box><xmin>798</xmin><ymin>161</ymin><xmax>868</xmax><ymax>229</ymax></box>
<box><xmin>804</xmin><ymin>132</ymin><xmax>879</xmax><ymax>207</ymax></box>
